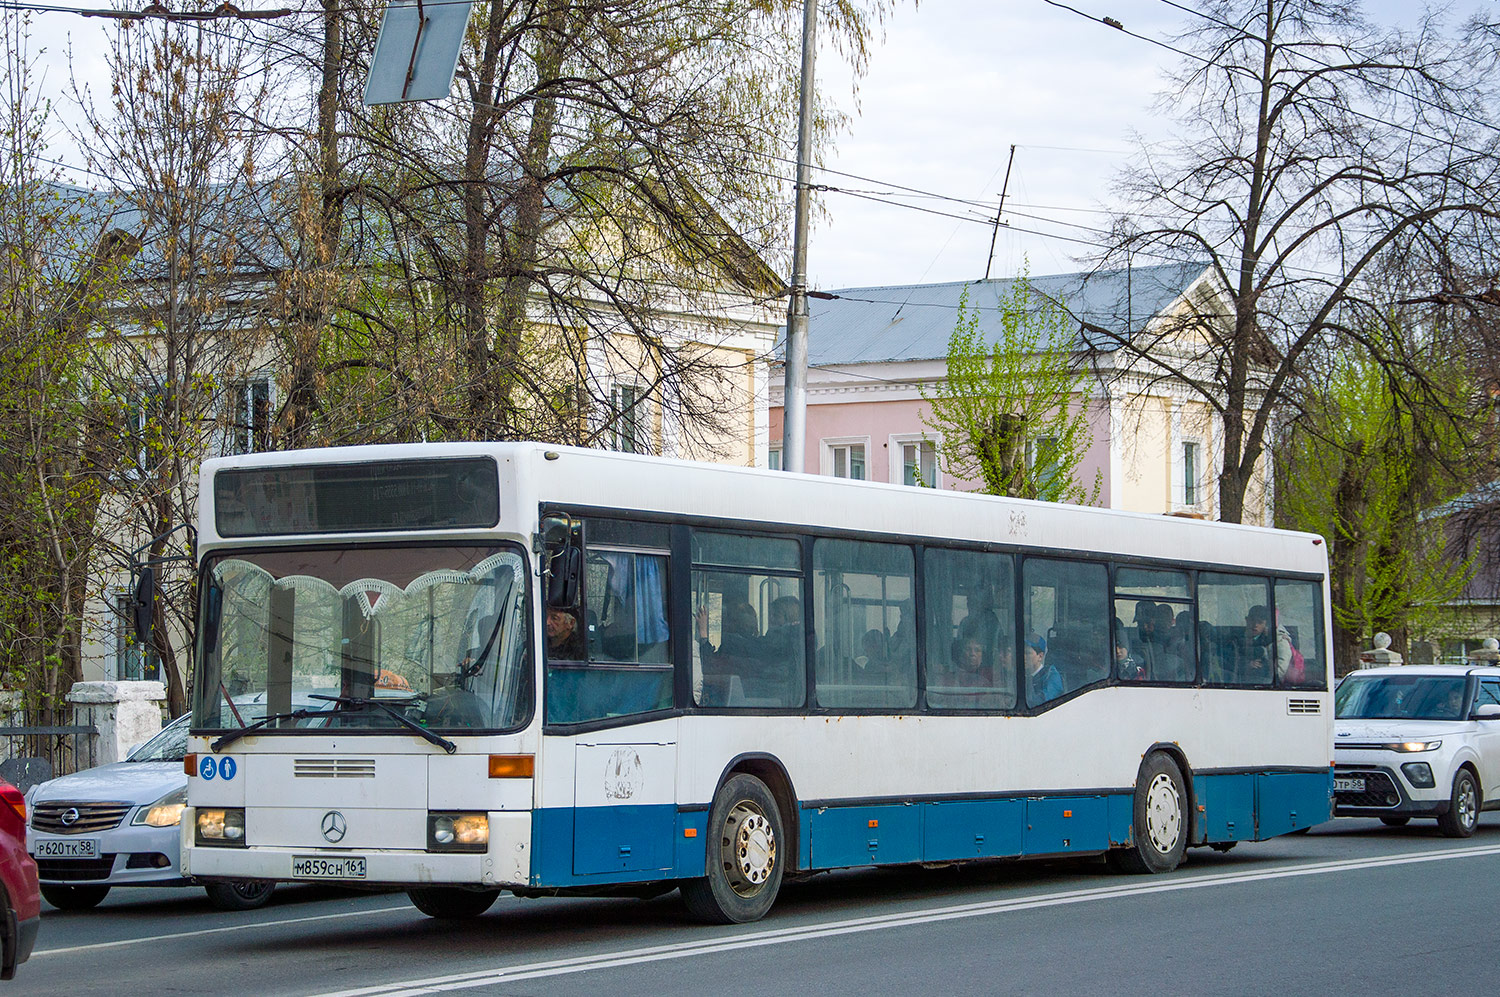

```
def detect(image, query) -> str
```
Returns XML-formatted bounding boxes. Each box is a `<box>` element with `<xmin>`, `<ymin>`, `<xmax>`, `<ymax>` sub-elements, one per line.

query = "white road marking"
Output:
<box><xmin>32</xmin><ymin>903</ymin><xmax>414</xmax><ymax>957</ymax></box>
<box><xmin>309</xmin><ymin>842</ymin><xmax>1500</xmax><ymax>997</ymax></box>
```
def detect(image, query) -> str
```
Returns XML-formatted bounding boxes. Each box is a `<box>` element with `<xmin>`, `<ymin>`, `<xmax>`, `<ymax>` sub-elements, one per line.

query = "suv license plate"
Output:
<box><xmin>1333</xmin><ymin>777</ymin><xmax>1365</xmax><ymax>792</ymax></box>
<box><xmin>291</xmin><ymin>855</ymin><xmax>366</xmax><ymax>880</ymax></box>
<box><xmin>35</xmin><ymin>838</ymin><xmax>99</xmax><ymax>859</ymax></box>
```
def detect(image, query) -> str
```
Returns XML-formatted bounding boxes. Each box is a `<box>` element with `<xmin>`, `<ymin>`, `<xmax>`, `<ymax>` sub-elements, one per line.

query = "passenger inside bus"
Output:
<box><xmin>545</xmin><ymin>606</ymin><xmax>585</xmax><ymax>660</ymax></box>
<box><xmin>1024</xmin><ymin>632</ymin><xmax>1064</xmax><ymax>705</ymax></box>
<box><xmin>1114</xmin><ymin>620</ymin><xmax>1146</xmax><ymax>680</ymax></box>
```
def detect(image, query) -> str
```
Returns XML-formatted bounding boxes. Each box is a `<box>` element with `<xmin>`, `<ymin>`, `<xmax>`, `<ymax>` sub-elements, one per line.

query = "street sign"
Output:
<box><xmin>363</xmin><ymin>0</ymin><xmax>475</xmax><ymax>105</ymax></box>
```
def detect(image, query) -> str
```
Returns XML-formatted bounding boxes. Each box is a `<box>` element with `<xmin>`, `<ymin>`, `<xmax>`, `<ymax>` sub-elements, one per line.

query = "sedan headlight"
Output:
<box><xmin>133</xmin><ymin>787</ymin><xmax>187</xmax><ymax>827</ymax></box>
<box><xmin>1389</xmin><ymin>740</ymin><xmax>1442</xmax><ymax>752</ymax></box>
<box><xmin>196</xmin><ymin>807</ymin><xmax>247</xmax><ymax>847</ymax></box>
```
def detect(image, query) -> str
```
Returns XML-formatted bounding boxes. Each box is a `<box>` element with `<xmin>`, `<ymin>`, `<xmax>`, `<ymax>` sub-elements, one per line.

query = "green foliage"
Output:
<box><xmin>1279</xmin><ymin>332</ymin><xmax>1477</xmax><ymax>651</ymax></box>
<box><xmin>921</xmin><ymin>272</ymin><xmax>1101</xmax><ymax>504</ymax></box>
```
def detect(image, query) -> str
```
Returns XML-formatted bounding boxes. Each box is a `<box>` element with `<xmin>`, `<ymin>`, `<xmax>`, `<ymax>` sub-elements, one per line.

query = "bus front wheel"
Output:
<box><xmin>1109</xmin><ymin>753</ymin><xmax>1188</xmax><ymax>875</ymax></box>
<box><xmin>681</xmin><ymin>773</ymin><xmax>784</xmax><ymax>924</ymax></box>
<box><xmin>406</xmin><ymin>886</ymin><xmax>501</xmax><ymax>919</ymax></box>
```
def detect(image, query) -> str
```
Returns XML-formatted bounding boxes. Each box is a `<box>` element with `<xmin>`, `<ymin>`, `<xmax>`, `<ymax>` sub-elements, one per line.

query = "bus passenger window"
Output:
<box><xmin>1198</xmin><ymin>573</ymin><xmax>1273</xmax><ymax>687</ymax></box>
<box><xmin>1021</xmin><ymin>557</ymin><xmax>1108</xmax><ymax>707</ymax></box>
<box><xmin>923</xmin><ymin>548</ymin><xmax>1016</xmax><ymax>710</ymax></box>
<box><xmin>1111</xmin><ymin>567</ymin><xmax>1193</xmax><ymax>684</ymax></box>
<box><xmin>1274</xmin><ymin>578</ymin><xmax>1324</xmax><ymax>689</ymax></box>
<box><xmin>813</xmin><ymin>539</ymin><xmax>916</xmax><ymax>710</ymax></box>
<box><xmin>544</xmin><ymin>520</ymin><xmax>673</xmax><ymax>724</ymax></box>
<box><xmin>690</xmin><ymin>531</ymin><xmax>804</xmax><ymax>709</ymax></box>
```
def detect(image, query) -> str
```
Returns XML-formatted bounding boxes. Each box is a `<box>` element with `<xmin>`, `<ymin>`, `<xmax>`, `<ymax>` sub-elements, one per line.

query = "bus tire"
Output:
<box><xmin>1437</xmin><ymin>769</ymin><xmax>1479</xmax><ymax>838</ymax></box>
<box><xmin>205</xmin><ymin>880</ymin><xmax>276</xmax><ymax>911</ymax></box>
<box><xmin>1109</xmin><ymin>753</ymin><xmax>1187</xmax><ymax>875</ymax></box>
<box><xmin>681</xmin><ymin>773</ymin><xmax>784</xmax><ymax>924</ymax></box>
<box><xmin>40</xmin><ymin>884</ymin><xmax>109</xmax><ymax>910</ymax></box>
<box><xmin>406</xmin><ymin>886</ymin><xmax>501</xmax><ymax>919</ymax></box>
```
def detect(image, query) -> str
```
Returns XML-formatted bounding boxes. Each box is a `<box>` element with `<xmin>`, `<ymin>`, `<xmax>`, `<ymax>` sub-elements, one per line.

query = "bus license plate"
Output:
<box><xmin>34</xmin><ymin>838</ymin><xmax>98</xmax><ymax>859</ymax></box>
<box><xmin>1333</xmin><ymin>777</ymin><xmax>1365</xmax><ymax>792</ymax></box>
<box><xmin>291</xmin><ymin>855</ymin><xmax>366</xmax><ymax>880</ymax></box>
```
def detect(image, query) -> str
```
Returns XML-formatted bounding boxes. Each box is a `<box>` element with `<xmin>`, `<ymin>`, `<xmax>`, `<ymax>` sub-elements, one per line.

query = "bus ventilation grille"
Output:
<box><xmin>294</xmin><ymin>758</ymin><xmax>377</xmax><ymax>778</ymax></box>
<box><xmin>1286</xmin><ymin>698</ymin><xmax>1322</xmax><ymax>715</ymax></box>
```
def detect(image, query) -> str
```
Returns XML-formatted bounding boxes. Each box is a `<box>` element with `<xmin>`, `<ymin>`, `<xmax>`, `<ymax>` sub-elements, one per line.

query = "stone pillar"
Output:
<box><xmin>1358</xmin><ymin>632</ymin><xmax>1403</xmax><ymax>669</ymax></box>
<box><xmin>1467</xmin><ymin>637</ymin><xmax>1500</xmax><ymax>664</ymax></box>
<box><xmin>66</xmin><ymin>681</ymin><xmax>168</xmax><ymax>767</ymax></box>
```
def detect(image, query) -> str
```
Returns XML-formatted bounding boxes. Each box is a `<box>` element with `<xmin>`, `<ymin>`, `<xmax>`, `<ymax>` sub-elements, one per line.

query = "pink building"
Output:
<box><xmin>770</xmin><ymin>263</ymin><xmax>1271</xmax><ymax>523</ymax></box>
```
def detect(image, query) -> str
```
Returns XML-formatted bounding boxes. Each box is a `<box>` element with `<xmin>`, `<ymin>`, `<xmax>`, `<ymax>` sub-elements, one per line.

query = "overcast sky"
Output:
<box><xmin>30</xmin><ymin>0</ymin><xmax>1492</xmax><ymax>293</ymax></box>
<box><xmin>807</xmin><ymin>0</ymin><xmax>1492</xmax><ymax>291</ymax></box>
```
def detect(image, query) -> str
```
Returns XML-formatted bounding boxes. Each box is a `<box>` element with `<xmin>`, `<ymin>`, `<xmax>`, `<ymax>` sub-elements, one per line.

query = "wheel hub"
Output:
<box><xmin>722</xmin><ymin>801</ymin><xmax>776</xmax><ymax>897</ymax></box>
<box><xmin>1144</xmin><ymin>771</ymin><xmax>1182</xmax><ymax>853</ymax></box>
<box><xmin>1458</xmin><ymin>779</ymin><xmax>1477</xmax><ymax>828</ymax></box>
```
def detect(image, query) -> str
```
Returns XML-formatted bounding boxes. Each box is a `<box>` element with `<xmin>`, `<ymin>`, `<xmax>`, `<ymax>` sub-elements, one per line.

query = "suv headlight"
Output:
<box><xmin>1401</xmin><ymin>762</ymin><xmax>1436</xmax><ymax>787</ymax></box>
<box><xmin>1388</xmin><ymin>741</ymin><xmax>1441</xmax><ymax>752</ymax></box>
<box><xmin>133</xmin><ymin>787</ymin><xmax>187</xmax><ymax>827</ymax></box>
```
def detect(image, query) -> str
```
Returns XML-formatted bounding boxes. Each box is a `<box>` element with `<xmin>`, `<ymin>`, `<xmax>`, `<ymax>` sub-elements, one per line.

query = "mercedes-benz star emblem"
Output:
<box><xmin>60</xmin><ymin>807</ymin><xmax>80</xmax><ymax>826</ymax></box>
<box><xmin>321</xmin><ymin>810</ymin><xmax>347</xmax><ymax>843</ymax></box>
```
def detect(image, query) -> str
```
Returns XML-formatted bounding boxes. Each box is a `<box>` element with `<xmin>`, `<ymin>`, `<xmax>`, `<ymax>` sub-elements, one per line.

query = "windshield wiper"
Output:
<box><xmin>211</xmin><ymin>709</ymin><xmax>320</xmax><ymax>752</ymax></box>
<box><xmin>309</xmin><ymin>694</ymin><xmax>457</xmax><ymax>754</ymax></box>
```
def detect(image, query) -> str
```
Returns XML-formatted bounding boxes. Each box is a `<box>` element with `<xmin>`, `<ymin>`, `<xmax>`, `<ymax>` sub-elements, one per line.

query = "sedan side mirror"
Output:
<box><xmin>1473</xmin><ymin>704</ymin><xmax>1500</xmax><ymax>720</ymax></box>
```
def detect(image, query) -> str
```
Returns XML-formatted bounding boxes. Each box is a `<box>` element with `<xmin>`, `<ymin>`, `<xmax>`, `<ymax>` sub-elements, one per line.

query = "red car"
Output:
<box><xmin>0</xmin><ymin>778</ymin><xmax>38</xmax><ymax>979</ymax></box>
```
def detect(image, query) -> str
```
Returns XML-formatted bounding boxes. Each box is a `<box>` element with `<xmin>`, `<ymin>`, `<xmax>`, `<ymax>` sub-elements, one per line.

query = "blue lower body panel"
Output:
<box><xmin>528</xmin><ymin>769</ymin><xmax>1331</xmax><ymax>888</ymax></box>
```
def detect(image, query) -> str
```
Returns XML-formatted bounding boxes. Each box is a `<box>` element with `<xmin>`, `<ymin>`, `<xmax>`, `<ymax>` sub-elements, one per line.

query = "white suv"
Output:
<box><xmin>1334</xmin><ymin>664</ymin><xmax>1500</xmax><ymax>836</ymax></box>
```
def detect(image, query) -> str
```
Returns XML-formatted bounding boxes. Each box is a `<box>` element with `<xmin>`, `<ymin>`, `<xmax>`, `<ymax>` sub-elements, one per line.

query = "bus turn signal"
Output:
<box><xmin>488</xmin><ymin>754</ymin><xmax>535</xmax><ymax>778</ymax></box>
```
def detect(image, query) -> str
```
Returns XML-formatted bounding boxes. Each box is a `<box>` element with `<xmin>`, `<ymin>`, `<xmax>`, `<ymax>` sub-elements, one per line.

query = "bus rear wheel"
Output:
<box><xmin>681</xmin><ymin>773</ymin><xmax>784</xmax><ymax>924</ymax></box>
<box><xmin>1109</xmin><ymin>753</ymin><xmax>1188</xmax><ymax>875</ymax></box>
<box><xmin>406</xmin><ymin>886</ymin><xmax>501</xmax><ymax>919</ymax></box>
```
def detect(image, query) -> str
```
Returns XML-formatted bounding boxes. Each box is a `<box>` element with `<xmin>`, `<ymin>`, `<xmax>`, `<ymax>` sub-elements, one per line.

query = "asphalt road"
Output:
<box><xmin>22</xmin><ymin>816</ymin><xmax>1500</xmax><ymax>996</ymax></box>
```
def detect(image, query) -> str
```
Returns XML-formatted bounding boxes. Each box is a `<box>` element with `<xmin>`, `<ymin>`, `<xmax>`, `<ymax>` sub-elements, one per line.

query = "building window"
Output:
<box><xmin>829</xmin><ymin>443</ymin><xmax>865</xmax><ymax>480</ymax></box>
<box><xmin>767</xmin><ymin>447</ymin><xmax>782</xmax><ymax>471</ymax></box>
<box><xmin>901</xmin><ymin>441</ymin><xmax>937</xmax><ymax>487</ymax></box>
<box><xmin>229</xmin><ymin>378</ymin><xmax>271</xmax><ymax>456</ymax></box>
<box><xmin>1027</xmin><ymin>435</ymin><xmax>1061</xmax><ymax>493</ymax></box>
<box><xmin>1182</xmin><ymin>441</ymin><xmax>1200</xmax><ymax>506</ymax></box>
<box><xmin>125</xmin><ymin>385</ymin><xmax>167</xmax><ymax>479</ymax></box>
<box><xmin>610</xmin><ymin>383</ymin><xmax>647</xmax><ymax>453</ymax></box>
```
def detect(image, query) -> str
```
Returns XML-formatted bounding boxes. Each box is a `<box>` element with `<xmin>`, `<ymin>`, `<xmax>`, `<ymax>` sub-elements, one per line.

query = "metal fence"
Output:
<box><xmin>0</xmin><ymin>704</ymin><xmax>99</xmax><ymax>792</ymax></box>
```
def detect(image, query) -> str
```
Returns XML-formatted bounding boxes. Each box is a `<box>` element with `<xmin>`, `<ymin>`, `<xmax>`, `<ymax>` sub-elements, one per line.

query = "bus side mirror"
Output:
<box><xmin>541</xmin><ymin>516</ymin><xmax>581</xmax><ymax>608</ymax></box>
<box><xmin>131</xmin><ymin>566</ymin><xmax>155</xmax><ymax>647</ymax></box>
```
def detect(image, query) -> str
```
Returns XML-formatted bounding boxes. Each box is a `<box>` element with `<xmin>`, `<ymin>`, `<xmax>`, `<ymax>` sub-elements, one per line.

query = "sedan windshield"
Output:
<box><xmin>1336</xmin><ymin>674</ymin><xmax>1468</xmax><ymax>720</ymax></box>
<box><xmin>192</xmin><ymin>545</ymin><xmax>531</xmax><ymax>733</ymax></box>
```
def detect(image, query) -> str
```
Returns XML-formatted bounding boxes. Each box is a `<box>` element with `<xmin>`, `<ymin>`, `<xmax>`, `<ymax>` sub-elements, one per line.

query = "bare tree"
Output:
<box><xmin>1097</xmin><ymin>0</ymin><xmax>1500</xmax><ymax>523</ymax></box>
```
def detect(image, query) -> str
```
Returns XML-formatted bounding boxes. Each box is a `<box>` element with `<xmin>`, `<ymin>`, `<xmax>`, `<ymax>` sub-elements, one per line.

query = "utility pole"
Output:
<box><xmin>780</xmin><ymin>0</ymin><xmax>817</xmax><ymax>474</ymax></box>
<box><xmin>983</xmin><ymin>144</ymin><xmax>1017</xmax><ymax>280</ymax></box>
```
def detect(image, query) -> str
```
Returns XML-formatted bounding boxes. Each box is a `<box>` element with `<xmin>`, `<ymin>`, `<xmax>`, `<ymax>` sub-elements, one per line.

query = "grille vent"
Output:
<box><xmin>1287</xmin><ymin>698</ymin><xmax>1322</xmax><ymax>715</ymax></box>
<box><xmin>31</xmin><ymin>802</ymin><xmax>131</xmax><ymax>833</ymax></box>
<box><xmin>293</xmin><ymin>758</ymin><xmax>376</xmax><ymax>779</ymax></box>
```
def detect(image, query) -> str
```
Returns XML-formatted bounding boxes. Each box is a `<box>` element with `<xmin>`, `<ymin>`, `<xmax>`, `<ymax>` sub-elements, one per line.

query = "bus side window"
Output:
<box><xmin>1274</xmin><ymin>578</ymin><xmax>1325</xmax><ymax>689</ymax></box>
<box><xmin>544</xmin><ymin>519</ymin><xmax>673</xmax><ymax>724</ymax></box>
<box><xmin>923</xmin><ymin>547</ymin><xmax>1016</xmax><ymax>710</ymax></box>
<box><xmin>690</xmin><ymin>531</ymin><xmax>804</xmax><ymax>710</ymax></box>
<box><xmin>1021</xmin><ymin>557</ymin><xmax>1108</xmax><ymax>707</ymax></box>
<box><xmin>1199</xmin><ymin>573</ymin><xmax>1273</xmax><ymax>687</ymax></box>
<box><xmin>813</xmin><ymin>539</ymin><xmax>916</xmax><ymax>710</ymax></box>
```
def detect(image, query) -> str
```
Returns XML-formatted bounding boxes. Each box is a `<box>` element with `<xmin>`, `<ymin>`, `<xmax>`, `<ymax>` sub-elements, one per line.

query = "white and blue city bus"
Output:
<box><xmin>180</xmin><ymin>442</ymin><xmax>1333</xmax><ymax>923</ymax></box>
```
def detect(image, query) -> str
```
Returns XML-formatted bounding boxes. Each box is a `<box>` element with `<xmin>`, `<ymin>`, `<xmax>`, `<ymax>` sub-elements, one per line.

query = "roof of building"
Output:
<box><xmin>797</xmin><ymin>261</ymin><xmax>1212</xmax><ymax>366</ymax></box>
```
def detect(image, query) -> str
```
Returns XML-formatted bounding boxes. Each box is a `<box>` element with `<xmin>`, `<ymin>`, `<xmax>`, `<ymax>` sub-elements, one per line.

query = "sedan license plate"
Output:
<box><xmin>291</xmin><ymin>855</ymin><xmax>366</xmax><ymax>880</ymax></box>
<box><xmin>34</xmin><ymin>838</ymin><xmax>99</xmax><ymax>859</ymax></box>
<box><xmin>1333</xmin><ymin>777</ymin><xmax>1366</xmax><ymax>793</ymax></box>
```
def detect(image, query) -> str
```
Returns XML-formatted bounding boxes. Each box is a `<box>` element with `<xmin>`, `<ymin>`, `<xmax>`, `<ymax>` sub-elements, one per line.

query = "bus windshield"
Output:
<box><xmin>1335</xmin><ymin>673</ymin><xmax>1467</xmax><ymax>721</ymax></box>
<box><xmin>192</xmin><ymin>545</ymin><xmax>531</xmax><ymax>733</ymax></box>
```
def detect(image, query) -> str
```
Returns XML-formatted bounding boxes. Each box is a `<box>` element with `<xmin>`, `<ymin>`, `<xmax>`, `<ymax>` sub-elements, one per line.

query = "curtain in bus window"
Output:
<box><xmin>923</xmin><ymin>548</ymin><xmax>1017</xmax><ymax>709</ymax></box>
<box><xmin>813</xmin><ymin>539</ymin><xmax>916</xmax><ymax>710</ymax></box>
<box><xmin>1274</xmin><ymin>578</ymin><xmax>1325</xmax><ymax>689</ymax></box>
<box><xmin>1111</xmin><ymin>567</ymin><xmax>1194</xmax><ymax>683</ymax></box>
<box><xmin>1021</xmin><ymin>557</ymin><xmax>1109</xmax><ymax>707</ymax></box>
<box><xmin>690</xmin><ymin>531</ymin><xmax>804</xmax><ymax>710</ymax></box>
<box><xmin>1197</xmin><ymin>573</ymin><xmax>1273</xmax><ymax>687</ymax></box>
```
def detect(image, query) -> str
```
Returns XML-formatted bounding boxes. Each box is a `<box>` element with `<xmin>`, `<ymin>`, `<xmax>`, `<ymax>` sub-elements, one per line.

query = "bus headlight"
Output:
<box><xmin>428</xmin><ymin>812</ymin><xmax>488</xmax><ymax>852</ymax></box>
<box><xmin>133</xmin><ymin>787</ymin><xmax>187</xmax><ymax>827</ymax></box>
<box><xmin>196</xmin><ymin>807</ymin><xmax>247</xmax><ymax>847</ymax></box>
